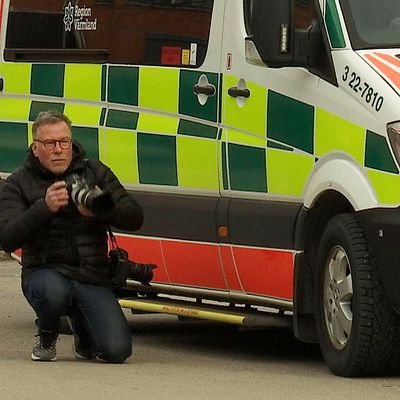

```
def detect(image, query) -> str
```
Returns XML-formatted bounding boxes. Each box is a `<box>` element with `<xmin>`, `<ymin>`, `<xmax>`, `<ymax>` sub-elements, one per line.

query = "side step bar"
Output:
<box><xmin>119</xmin><ymin>297</ymin><xmax>293</xmax><ymax>329</ymax></box>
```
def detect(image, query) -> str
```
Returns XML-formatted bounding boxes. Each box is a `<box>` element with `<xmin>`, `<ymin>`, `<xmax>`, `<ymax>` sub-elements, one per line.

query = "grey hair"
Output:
<box><xmin>32</xmin><ymin>111</ymin><xmax>72</xmax><ymax>139</ymax></box>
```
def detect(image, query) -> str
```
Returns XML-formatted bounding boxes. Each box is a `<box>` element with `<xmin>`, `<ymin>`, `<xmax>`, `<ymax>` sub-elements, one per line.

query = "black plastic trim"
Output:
<box><xmin>357</xmin><ymin>207</ymin><xmax>400</xmax><ymax>312</ymax></box>
<box><xmin>4</xmin><ymin>48</ymin><xmax>110</xmax><ymax>63</ymax></box>
<box><xmin>123</xmin><ymin>191</ymin><xmax>302</xmax><ymax>250</ymax></box>
<box><xmin>127</xmin><ymin>191</ymin><xmax>220</xmax><ymax>243</ymax></box>
<box><xmin>229</xmin><ymin>198</ymin><xmax>302</xmax><ymax>249</ymax></box>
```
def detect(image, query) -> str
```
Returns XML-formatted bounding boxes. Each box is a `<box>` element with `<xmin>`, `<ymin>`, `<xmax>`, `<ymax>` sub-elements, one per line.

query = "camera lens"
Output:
<box><xmin>127</xmin><ymin>262</ymin><xmax>157</xmax><ymax>284</ymax></box>
<box><xmin>69</xmin><ymin>175</ymin><xmax>114</xmax><ymax>214</ymax></box>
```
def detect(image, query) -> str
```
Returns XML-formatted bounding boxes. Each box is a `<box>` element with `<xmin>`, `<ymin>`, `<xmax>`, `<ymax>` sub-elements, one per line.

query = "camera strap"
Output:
<box><xmin>107</xmin><ymin>226</ymin><xmax>119</xmax><ymax>251</ymax></box>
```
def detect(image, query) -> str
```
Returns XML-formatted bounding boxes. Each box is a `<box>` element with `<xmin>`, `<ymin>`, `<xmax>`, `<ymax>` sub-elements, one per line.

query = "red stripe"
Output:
<box><xmin>14</xmin><ymin>234</ymin><xmax>295</xmax><ymax>300</ymax></box>
<box><xmin>374</xmin><ymin>52</ymin><xmax>400</xmax><ymax>68</ymax></box>
<box><xmin>219</xmin><ymin>245</ymin><xmax>243</xmax><ymax>291</ymax></box>
<box><xmin>117</xmin><ymin>235</ymin><xmax>294</xmax><ymax>300</ymax></box>
<box><xmin>232</xmin><ymin>247</ymin><xmax>294</xmax><ymax>300</ymax></box>
<box><xmin>115</xmin><ymin>236</ymin><xmax>170</xmax><ymax>283</ymax></box>
<box><xmin>365</xmin><ymin>53</ymin><xmax>400</xmax><ymax>90</ymax></box>
<box><xmin>161</xmin><ymin>240</ymin><xmax>227</xmax><ymax>289</ymax></box>
<box><xmin>0</xmin><ymin>0</ymin><xmax>4</xmax><ymax>34</ymax></box>
<box><xmin>117</xmin><ymin>236</ymin><xmax>227</xmax><ymax>288</ymax></box>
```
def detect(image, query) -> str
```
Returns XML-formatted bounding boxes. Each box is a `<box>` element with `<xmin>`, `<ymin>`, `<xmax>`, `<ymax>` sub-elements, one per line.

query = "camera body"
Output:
<box><xmin>67</xmin><ymin>174</ymin><xmax>114</xmax><ymax>215</ymax></box>
<box><xmin>66</xmin><ymin>174</ymin><xmax>155</xmax><ymax>286</ymax></box>
<box><xmin>109</xmin><ymin>247</ymin><xmax>157</xmax><ymax>286</ymax></box>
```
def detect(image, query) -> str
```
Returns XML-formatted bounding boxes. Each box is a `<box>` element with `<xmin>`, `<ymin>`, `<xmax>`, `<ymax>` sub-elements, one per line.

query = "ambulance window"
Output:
<box><xmin>4</xmin><ymin>0</ymin><xmax>214</xmax><ymax>67</ymax></box>
<box><xmin>243</xmin><ymin>0</ymin><xmax>336</xmax><ymax>85</ymax></box>
<box><xmin>340</xmin><ymin>0</ymin><xmax>400</xmax><ymax>49</ymax></box>
<box><xmin>244</xmin><ymin>0</ymin><xmax>317</xmax><ymax>35</ymax></box>
<box><xmin>244</xmin><ymin>0</ymin><xmax>254</xmax><ymax>33</ymax></box>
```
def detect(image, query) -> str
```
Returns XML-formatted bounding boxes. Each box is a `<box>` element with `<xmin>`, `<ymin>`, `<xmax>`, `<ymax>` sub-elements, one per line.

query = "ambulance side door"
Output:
<box><xmin>99</xmin><ymin>0</ymin><xmax>229</xmax><ymax>290</ymax></box>
<box><xmin>219</xmin><ymin>0</ymin><xmax>322</xmax><ymax>300</ymax></box>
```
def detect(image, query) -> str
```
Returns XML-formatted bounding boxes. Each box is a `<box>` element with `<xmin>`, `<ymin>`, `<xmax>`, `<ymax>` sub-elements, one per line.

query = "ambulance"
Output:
<box><xmin>1</xmin><ymin>0</ymin><xmax>400</xmax><ymax>376</ymax></box>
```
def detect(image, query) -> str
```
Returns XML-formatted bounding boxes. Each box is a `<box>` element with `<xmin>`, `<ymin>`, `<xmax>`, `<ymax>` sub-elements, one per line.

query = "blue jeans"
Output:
<box><xmin>22</xmin><ymin>268</ymin><xmax>132</xmax><ymax>363</ymax></box>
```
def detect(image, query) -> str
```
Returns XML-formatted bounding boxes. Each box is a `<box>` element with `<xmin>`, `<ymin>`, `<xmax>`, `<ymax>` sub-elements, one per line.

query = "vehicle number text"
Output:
<box><xmin>342</xmin><ymin>66</ymin><xmax>384</xmax><ymax>112</ymax></box>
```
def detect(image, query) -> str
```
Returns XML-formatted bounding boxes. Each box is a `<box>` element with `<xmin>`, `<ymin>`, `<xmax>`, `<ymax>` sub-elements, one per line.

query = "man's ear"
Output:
<box><xmin>31</xmin><ymin>142</ymin><xmax>39</xmax><ymax>157</ymax></box>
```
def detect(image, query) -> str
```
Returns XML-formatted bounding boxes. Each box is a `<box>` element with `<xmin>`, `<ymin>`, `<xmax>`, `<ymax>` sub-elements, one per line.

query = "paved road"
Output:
<box><xmin>1</xmin><ymin>254</ymin><xmax>400</xmax><ymax>400</ymax></box>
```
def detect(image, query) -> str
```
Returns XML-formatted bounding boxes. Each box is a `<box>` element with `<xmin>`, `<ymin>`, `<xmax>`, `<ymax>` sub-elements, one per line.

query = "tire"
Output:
<box><xmin>314</xmin><ymin>213</ymin><xmax>400</xmax><ymax>376</ymax></box>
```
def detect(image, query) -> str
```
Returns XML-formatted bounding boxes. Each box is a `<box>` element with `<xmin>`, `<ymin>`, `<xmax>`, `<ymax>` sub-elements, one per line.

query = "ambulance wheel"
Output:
<box><xmin>314</xmin><ymin>213</ymin><xmax>400</xmax><ymax>376</ymax></box>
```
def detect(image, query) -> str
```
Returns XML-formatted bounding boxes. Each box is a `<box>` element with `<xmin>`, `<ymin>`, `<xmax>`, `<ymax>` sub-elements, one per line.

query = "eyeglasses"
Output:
<box><xmin>34</xmin><ymin>138</ymin><xmax>72</xmax><ymax>150</ymax></box>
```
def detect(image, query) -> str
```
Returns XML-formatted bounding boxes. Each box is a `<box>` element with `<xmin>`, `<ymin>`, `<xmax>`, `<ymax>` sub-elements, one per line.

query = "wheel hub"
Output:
<box><xmin>323</xmin><ymin>246</ymin><xmax>353</xmax><ymax>350</ymax></box>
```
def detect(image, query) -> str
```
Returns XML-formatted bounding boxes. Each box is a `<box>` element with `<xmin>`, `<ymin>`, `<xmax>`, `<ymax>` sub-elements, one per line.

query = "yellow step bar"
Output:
<box><xmin>119</xmin><ymin>298</ymin><xmax>292</xmax><ymax>329</ymax></box>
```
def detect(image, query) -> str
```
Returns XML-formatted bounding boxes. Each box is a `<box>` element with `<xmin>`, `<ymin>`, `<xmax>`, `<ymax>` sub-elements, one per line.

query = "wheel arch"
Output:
<box><xmin>293</xmin><ymin>152</ymin><xmax>379</xmax><ymax>342</ymax></box>
<box><xmin>303</xmin><ymin>152</ymin><xmax>378</xmax><ymax>211</ymax></box>
<box><xmin>293</xmin><ymin>189</ymin><xmax>354</xmax><ymax>343</ymax></box>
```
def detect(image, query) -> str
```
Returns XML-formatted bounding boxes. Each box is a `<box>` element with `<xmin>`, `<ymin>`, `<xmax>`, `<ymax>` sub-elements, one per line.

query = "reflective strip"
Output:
<box><xmin>31</xmin><ymin>64</ymin><xmax>65</xmax><ymax>97</ymax></box>
<box><xmin>228</xmin><ymin>129</ymin><xmax>266</xmax><ymax>147</ymax></box>
<box><xmin>223</xmin><ymin>75</ymin><xmax>267</xmax><ymax>137</ymax></box>
<box><xmin>106</xmin><ymin>109</ymin><xmax>138</xmax><ymax>130</ymax></box>
<box><xmin>365</xmin><ymin>53</ymin><xmax>400</xmax><ymax>91</ymax></box>
<box><xmin>63</xmin><ymin>104</ymin><xmax>103</xmax><ymax>126</ymax></box>
<box><xmin>226</xmin><ymin>127</ymin><xmax>269</xmax><ymax>193</ymax></box>
<box><xmin>108</xmin><ymin>66</ymin><xmax>138</xmax><ymax>106</ymax></box>
<box><xmin>228</xmin><ymin>143</ymin><xmax>267</xmax><ymax>193</ymax></box>
<box><xmin>325</xmin><ymin>0</ymin><xmax>346</xmax><ymax>48</ymax></box>
<box><xmin>178</xmin><ymin>119</ymin><xmax>218</xmax><ymax>139</ymax></box>
<box><xmin>0</xmin><ymin>122</ymin><xmax>29</xmax><ymax>173</ymax></box>
<box><xmin>0</xmin><ymin>0</ymin><xmax>4</xmax><ymax>34</ymax></box>
<box><xmin>139</xmin><ymin>67</ymin><xmax>179</xmax><ymax>114</ymax></box>
<box><xmin>99</xmin><ymin>127</ymin><xmax>139</xmax><ymax>185</ymax></box>
<box><xmin>220</xmin><ymin>129</ymin><xmax>228</xmax><ymax>141</ymax></box>
<box><xmin>177</xmin><ymin>135</ymin><xmax>219</xmax><ymax>190</ymax></box>
<box><xmin>179</xmin><ymin>70</ymin><xmax>218</xmax><ymax>122</ymax></box>
<box><xmin>29</xmin><ymin>101</ymin><xmax>65</xmax><ymax>122</ymax></box>
<box><xmin>365</xmin><ymin>130</ymin><xmax>398</xmax><ymax>173</ymax></box>
<box><xmin>73</xmin><ymin>126</ymin><xmax>99</xmax><ymax>159</ymax></box>
<box><xmin>64</xmin><ymin>64</ymin><xmax>103</xmax><ymax>101</ymax></box>
<box><xmin>0</xmin><ymin>63</ymin><xmax>31</xmax><ymax>95</ymax></box>
<box><xmin>315</xmin><ymin>108</ymin><xmax>365</xmax><ymax>165</ymax></box>
<box><xmin>267</xmin><ymin>149</ymin><xmax>314</xmax><ymax>197</ymax></box>
<box><xmin>27</xmin><ymin>122</ymin><xmax>33</xmax><ymax>144</ymax></box>
<box><xmin>137</xmin><ymin>113</ymin><xmax>178</xmax><ymax>135</ymax></box>
<box><xmin>0</xmin><ymin>98</ymin><xmax>31</xmax><ymax>121</ymax></box>
<box><xmin>137</xmin><ymin>133</ymin><xmax>178</xmax><ymax>186</ymax></box>
<box><xmin>267</xmin><ymin>90</ymin><xmax>314</xmax><ymax>154</ymax></box>
<box><xmin>367</xmin><ymin>170</ymin><xmax>400</xmax><ymax>205</ymax></box>
<box><xmin>220</xmin><ymin>129</ymin><xmax>229</xmax><ymax>191</ymax></box>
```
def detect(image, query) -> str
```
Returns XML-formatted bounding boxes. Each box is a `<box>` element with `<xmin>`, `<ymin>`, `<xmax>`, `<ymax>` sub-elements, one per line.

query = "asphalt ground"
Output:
<box><xmin>1</xmin><ymin>252</ymin><xmax>400</xmax><ymax>400</ymax></box>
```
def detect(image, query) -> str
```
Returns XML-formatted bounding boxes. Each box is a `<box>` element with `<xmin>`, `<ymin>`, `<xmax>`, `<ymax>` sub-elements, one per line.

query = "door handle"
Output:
<box><xmin>0</xmin><ymin>78</ymin><xmax>4</xmax><ymax>92</ymax></box>
<box><xmin>193</xmin><ymin>84</ymin><xmax>216</xmax><ymax>96</ymax></box>
<box><xmin>228</xmin><ymin>86</ymin><xmax>250</xmax><ymax>98</ymax></box>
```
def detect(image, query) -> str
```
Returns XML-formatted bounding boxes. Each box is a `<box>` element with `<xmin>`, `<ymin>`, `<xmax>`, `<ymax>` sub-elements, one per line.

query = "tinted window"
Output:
<box><xmin>5</xmin><ymin>0</ymin><xmax>214</xmax><ymax>66</ymax></box>
<box><xmin>339</xmin><ymin>0</ymin><xmax>400</xmax><ymax>49</ymax></box>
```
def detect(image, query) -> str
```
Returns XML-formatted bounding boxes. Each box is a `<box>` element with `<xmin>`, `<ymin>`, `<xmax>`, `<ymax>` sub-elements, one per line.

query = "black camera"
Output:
<box><xmin>68</xmin><ymin>174</ymin><xmax>114</xmax><ymax>215</ymax></box>
<box><xmin>109</xmin><ymin>247</ymin><xmax>157</xmax><ymax>286</ymax></box>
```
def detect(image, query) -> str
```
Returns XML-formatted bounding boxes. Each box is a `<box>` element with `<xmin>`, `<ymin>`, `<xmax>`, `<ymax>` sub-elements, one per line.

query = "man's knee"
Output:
<box><xmin>97</xmin><ymin>340</ymin><xmax>132</xmax><ymax>363</ymax></box>
<box><xmin>24</xmin><ymin>269</ymin><xmax>71</xmax><ymax>314</ymax></box>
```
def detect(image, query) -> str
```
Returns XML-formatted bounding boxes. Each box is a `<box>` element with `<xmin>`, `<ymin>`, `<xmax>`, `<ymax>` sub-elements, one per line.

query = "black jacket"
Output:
<box><xmin>0</xmin><ymin>142</ymin><xmax>143</xmax><ymax>286</ymax></box>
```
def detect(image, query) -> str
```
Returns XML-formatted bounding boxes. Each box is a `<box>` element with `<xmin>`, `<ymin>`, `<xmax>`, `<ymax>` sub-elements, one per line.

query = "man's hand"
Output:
<box><xmin>77</xmin><ymin>205</ymin><xmax>95</xmax><ymax>218</ymax></box>
<box><xmin>45</xmin><ymin>181</ymin><xmax>69</xmax><ymax>213</ymax></box>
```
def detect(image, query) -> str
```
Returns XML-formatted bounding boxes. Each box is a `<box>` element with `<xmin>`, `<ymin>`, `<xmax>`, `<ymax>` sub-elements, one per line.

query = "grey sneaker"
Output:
<box><xmin>31</xmin><ymin>329</ymin><xmax>58</xmax><ymax>362</ymax></box>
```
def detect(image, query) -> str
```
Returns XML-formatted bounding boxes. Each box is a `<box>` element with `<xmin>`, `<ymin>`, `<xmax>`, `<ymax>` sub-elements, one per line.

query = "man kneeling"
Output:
<box><xmin>0</xmin><ymin>111</ymin><xmax>143</xmax><ymax>362</ymax></box>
